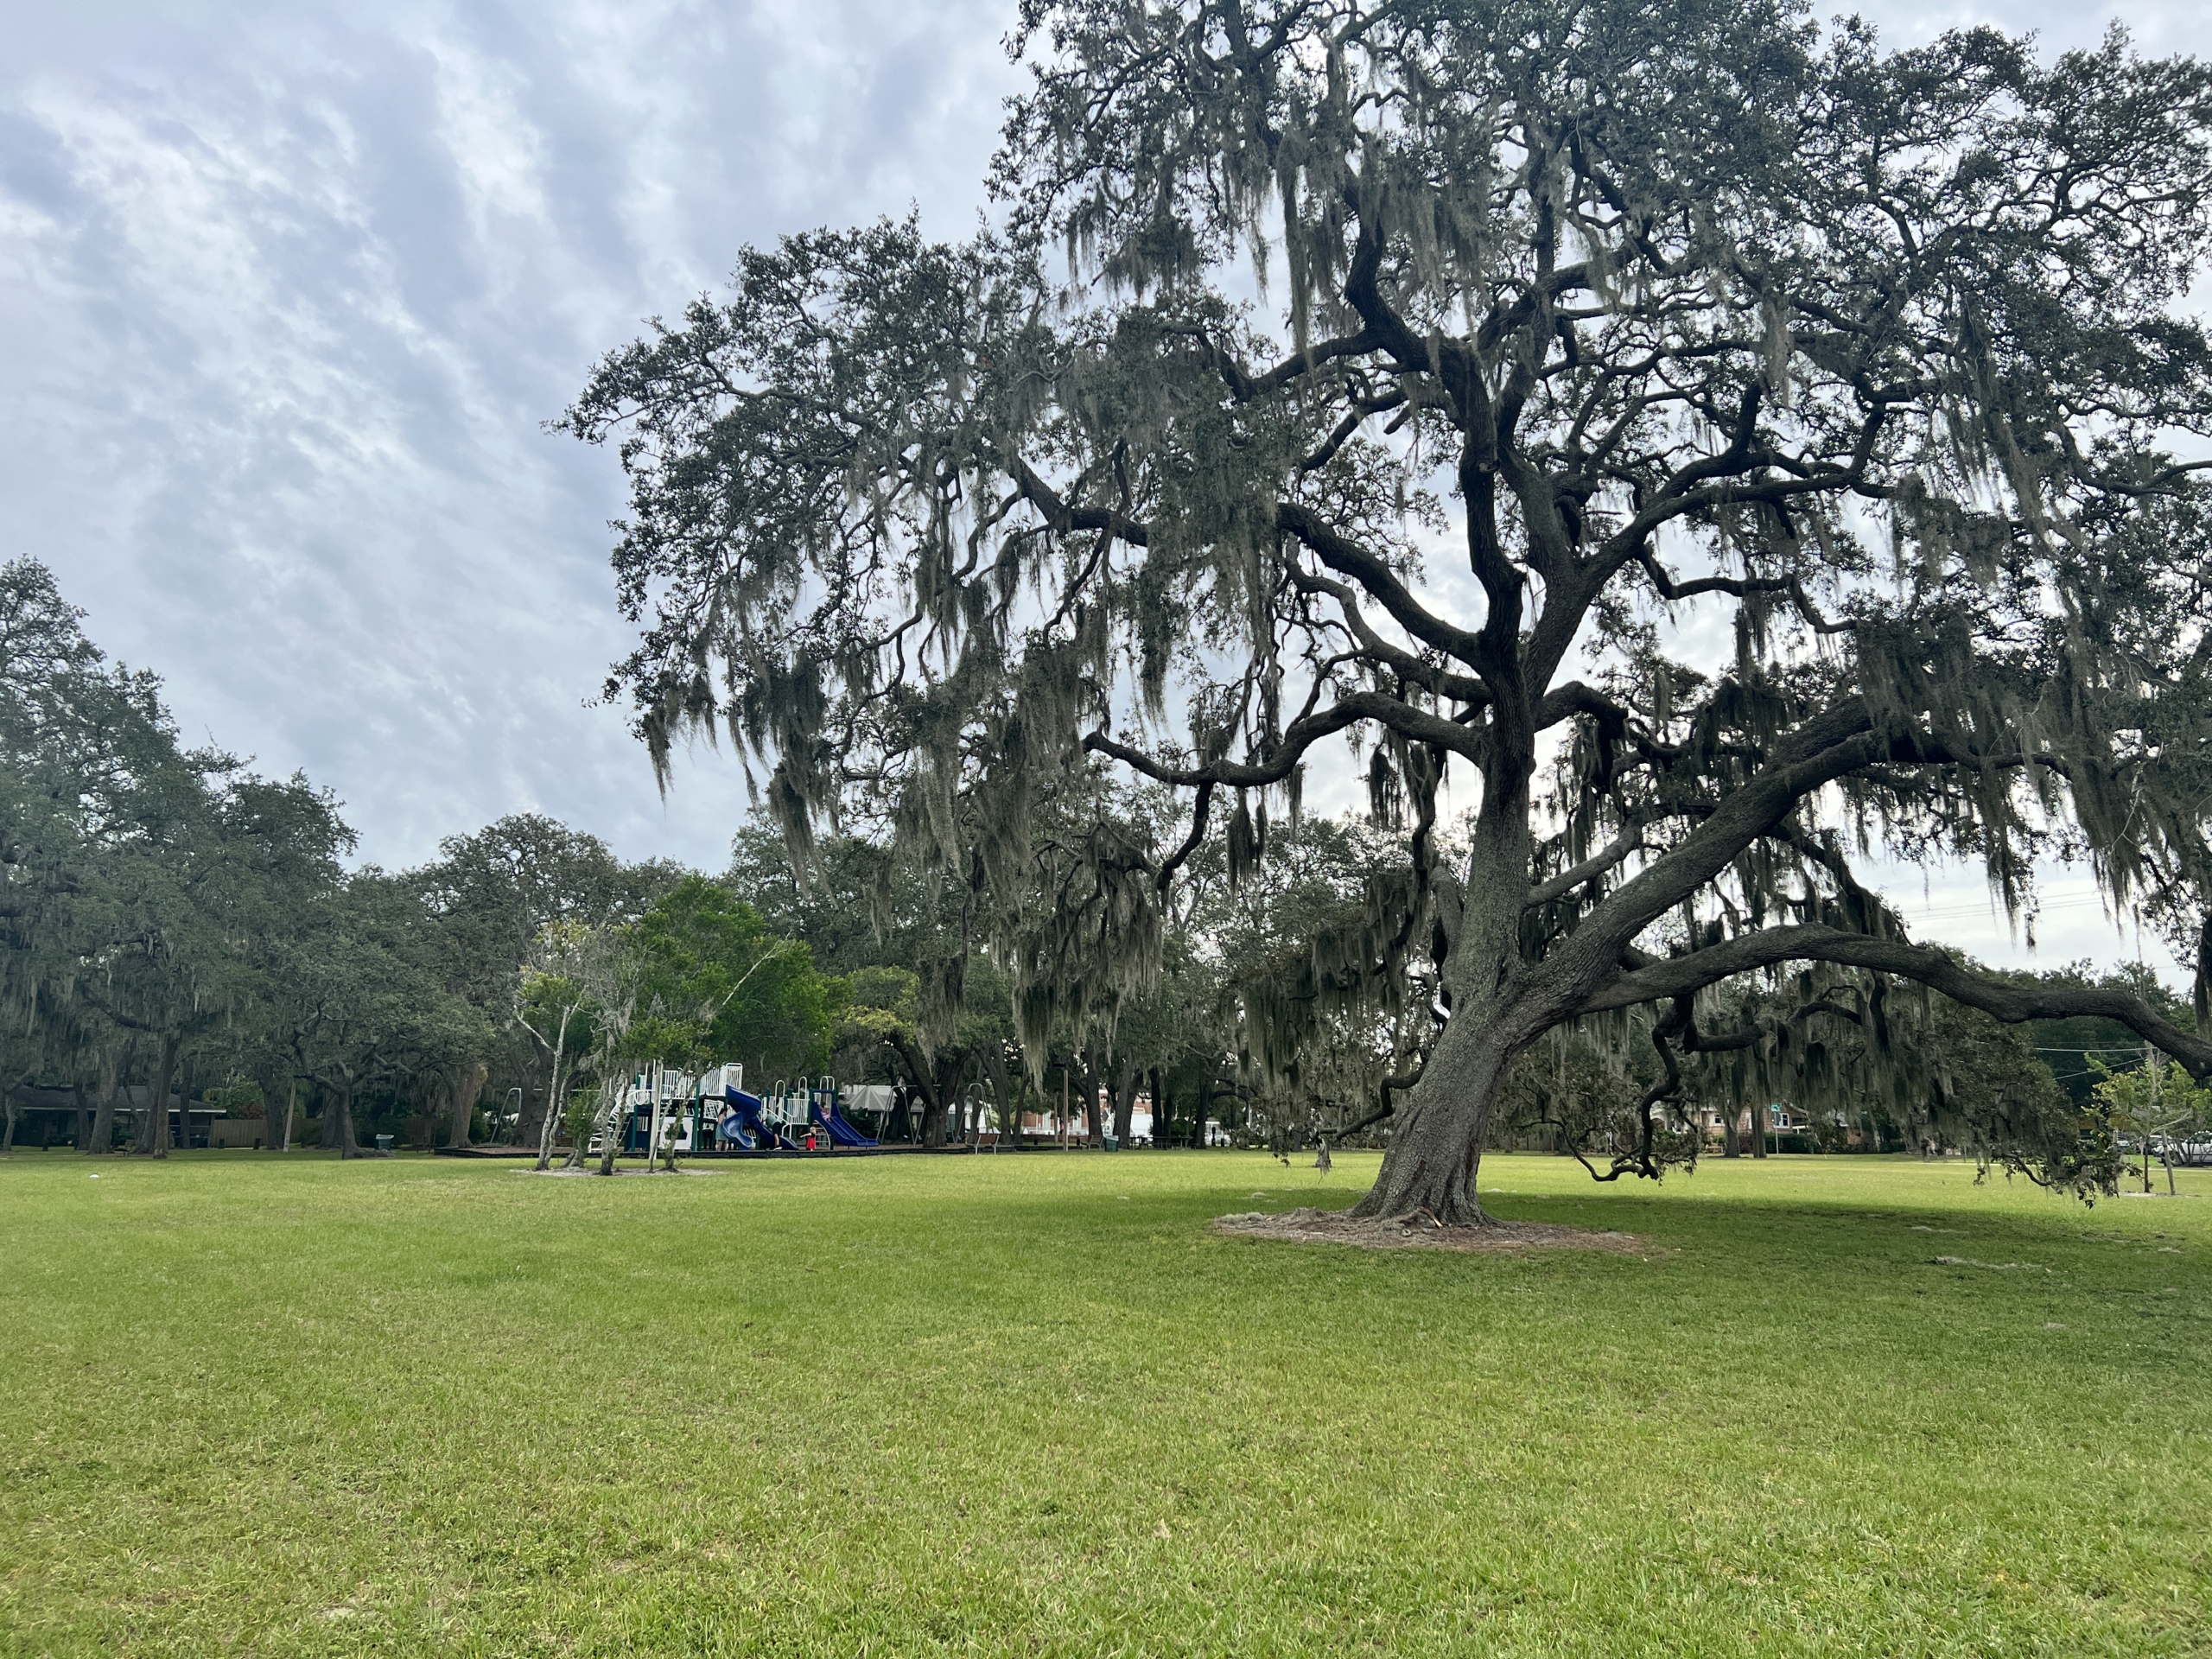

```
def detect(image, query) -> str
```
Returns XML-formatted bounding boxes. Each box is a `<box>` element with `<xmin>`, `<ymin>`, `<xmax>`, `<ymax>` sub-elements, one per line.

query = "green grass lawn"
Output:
<box><xmin>2</xmin><ymin>1147</ymin><xmax>2206</xmax><ymax>1656</ymax></box>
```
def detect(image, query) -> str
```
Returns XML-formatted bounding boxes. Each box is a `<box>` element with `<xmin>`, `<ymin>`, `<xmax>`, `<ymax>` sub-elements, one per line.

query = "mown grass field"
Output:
<box><xmin>2</xmin><ymin>1147</ymin><xmax>2206</xmax><ymax>1656</ymax></box>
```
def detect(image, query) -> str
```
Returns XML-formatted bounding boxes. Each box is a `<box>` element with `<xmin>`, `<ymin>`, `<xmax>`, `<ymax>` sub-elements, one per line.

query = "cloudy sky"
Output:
<box><xmin>3</xmin><ymin>0</ymin><xmax>2204</xmax><ymax>976</ymax></box>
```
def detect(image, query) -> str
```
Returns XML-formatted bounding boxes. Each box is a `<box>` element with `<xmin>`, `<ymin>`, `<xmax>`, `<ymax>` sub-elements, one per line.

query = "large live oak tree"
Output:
<box><xmin>567</xmin><ymin>0</ymin><xmax>2212</xmax><ymax>1223</ymax></box>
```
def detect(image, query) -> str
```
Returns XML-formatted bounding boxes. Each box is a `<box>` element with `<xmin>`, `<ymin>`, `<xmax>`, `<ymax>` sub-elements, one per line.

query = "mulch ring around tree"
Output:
<box><xmin>1215</xmin><ymin>1205</ymin><xmax>1649</xmax><ymax>1255</ymax></box>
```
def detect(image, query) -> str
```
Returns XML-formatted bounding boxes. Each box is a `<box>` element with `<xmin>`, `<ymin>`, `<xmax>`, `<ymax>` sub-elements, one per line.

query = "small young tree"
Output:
<box><xmin>567</xmin><ymin>932</ymin><xmax>645</xmax><ymax>1176</ymax></box>
<box><xmin>518</xmin><ymin>923</ymin><xmax>595</xmax><ymax>1172</ymax></box>
<box><xmin>568</xmin><ymin>3</ymin><xmax>2212</xmax><ymax>1222</ymax></box>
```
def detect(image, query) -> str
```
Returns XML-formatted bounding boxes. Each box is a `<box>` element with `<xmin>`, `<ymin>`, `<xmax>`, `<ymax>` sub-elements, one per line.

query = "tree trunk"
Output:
<box><xmin>178</xmin><ymin>1051</ymin><xmax>197</xmax><ymax>1150</ymax></box>
<box><xmin>1113</xmin><ymin>1056</ymin><xmax>1139</xmax><ymax>1145</ymax></box>
<box><xmin>144</xmin><ymin>1033</ymin><xmax>181</xmax><ymax>1160</ymax></box>
<box><xmin>918</xmin><ymin>1046</ymin><xmax>958</xmax><ymax>1148</ymax></box>
<box><xmin>331</xmin><ymin>1085</ymin><xmax>356</xmax><ymax>1157</ymax></box>
<box><xmin>1079</xmin><ymin>1052</ymin><xmax>1104</xmax><ymax>1147</ymax></box>
<box><xmin>1751</xmin><ymin>1099</ymin><xmax>1770</xmax><ymax>1160</ymax></box>
<box><xmin>979</xmin><ymin>1042</ymin><xmax>1014</xmax><ymax>1147</ymax></box>
<box><xmin>1724</xmin><ymin>1106</ymin><xmax>1742</xmax><ymax>1158</ymax></box>
<box><xmin>447</xmin><ymin>1059</ymin><xmax>486</xmax><ymax>1151</ymax></box>
<box><xmin>89</xmin><ymin>1039</ymin><xmax>130</xmax><ymax>1155</ymax></box>
<box><xmin>561</xmin><ymin>1085</ymin><xmax>588</xmax><ymax>1169</ymax></box>
<box><xmin>330</xmin><ymin>1079</ymin><xmax>375</xmax><ymax>1159</ymax></box>
<box><xmin>253</xmin><ymin>1063</ymin><xmax>288</xmax><ymax>1152</ymax></box>
<box><xmin>1196</xmin><ymin>1074</ymin><xmax>1213</xmax><ymax>1148</ymax></box>
<box><xmin>1149</xmin><ymin>1067</ymin><xmax>1166</xmax><ymax>1148</ymax></box>
<box><xmin>597</xmin><ymin>1085</ymin><xmax>621</xmax><ymax>1174</ymax></box>
<box><xmin>1347</xmin><ymin>800</ymin><xmax>1538</xmax><ymax>1226</ymax></box>
<box><xmin>535</xmin><ymin>1020</ymin><xmax>570</xmax><ymax>1173</ymax></box>
<box><xmin>1</xmin><ymin>1093</ymin><xmax>16</xmax><ymax>1156</ymax></box>
<box><xmin>73</xmin><ymin>1078</ymin><xmax>92</xmax><ymax>1150</ymax></box>
<box><xmin>1353</xmin><ymin>999</ymin><xmax>1516</xmax><ymax>1222</ymax></box>
<box><xmin>918</xmin><ymin>1077</ymin><xmax>949</xmax><ymax>1148</ymax></box>
<box><xmin>885</xmin><ymin>1035</ymin><xmax>947</xmax><ymax>1147</ymax></box>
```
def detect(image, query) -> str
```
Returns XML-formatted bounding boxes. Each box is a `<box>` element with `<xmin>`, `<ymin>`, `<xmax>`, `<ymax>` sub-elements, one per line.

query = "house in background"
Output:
<box><xmin>1684</xmin><ymin>1101</ymin><xmax>1835</xmax><ymax>1153</ymax></box>
<box><xmin>4</xmin><ymin>1084</ymin><xmax>232</xmax><ymax>1150</ymax></box>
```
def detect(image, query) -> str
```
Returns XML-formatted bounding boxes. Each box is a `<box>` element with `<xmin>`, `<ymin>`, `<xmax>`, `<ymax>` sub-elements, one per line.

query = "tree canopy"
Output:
<box><xmin>566</xmin><ymin>0</ymin><xmax>2212</xmax><ymax>1222</ymax></box>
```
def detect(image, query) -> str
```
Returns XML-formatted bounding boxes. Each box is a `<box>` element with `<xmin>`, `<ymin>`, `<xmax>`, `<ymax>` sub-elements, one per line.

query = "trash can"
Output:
<box><xmin>374</xmin><ymin>1134</ymin><xmax>394</xmax><ymax>1152</ymax></box>
<box><xmin>1102</xmin><ymin>1135</ymin><xmax>1119</xmax><ymax>1152</ymax></box>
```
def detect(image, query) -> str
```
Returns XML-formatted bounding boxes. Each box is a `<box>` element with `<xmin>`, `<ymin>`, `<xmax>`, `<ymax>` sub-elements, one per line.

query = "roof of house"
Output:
<box><xmin>8</xmin><ymin>1084</ymin><xmax>221</xmax><ymax>1114</ymax></box>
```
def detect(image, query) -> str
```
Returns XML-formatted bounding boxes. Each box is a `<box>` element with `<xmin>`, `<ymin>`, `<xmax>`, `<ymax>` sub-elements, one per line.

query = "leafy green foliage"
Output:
<box><xmin>631</xmin><ymin>875</ymin><xmax>835</xmax><ymax>1079</ymax></box>
<box><xmin>2093</xmin><ymin>1056</ymin><xmax>2212</xmax><ymax>1193</ymax></box>
<box><xmin>0</xmin><ymin>557</ymin><xmax>701</xmax><ymax>1159</ymax></box>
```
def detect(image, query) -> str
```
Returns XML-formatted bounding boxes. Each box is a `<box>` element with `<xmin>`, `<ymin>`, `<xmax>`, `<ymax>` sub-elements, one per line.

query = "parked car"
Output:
<box><xmin>2152</xmin><ymin>1135</ymin><xmax>2212</xmax><ymax>1168</ymax></box>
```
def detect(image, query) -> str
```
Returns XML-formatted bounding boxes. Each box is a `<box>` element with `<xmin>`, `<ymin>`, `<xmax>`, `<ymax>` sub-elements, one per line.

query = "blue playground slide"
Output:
<box><xmin>718</xmin><ymin>1087</ymin><xmax>804</xmax><ymax>1150</ymax></box>
<box><xmin>716</xmin><ymin>1088</ymin><xmax>761</xmax><ymax>1149</ymax></box>
<box><xmin>719</xmin><ymin>1083</ymin><xmax>871</xmax><ymax>1150</ymax></box>
<box><xmin>810</xmin><ymin>1092</ymin><xmax>878</xmax><ymax>1147</ymax></box>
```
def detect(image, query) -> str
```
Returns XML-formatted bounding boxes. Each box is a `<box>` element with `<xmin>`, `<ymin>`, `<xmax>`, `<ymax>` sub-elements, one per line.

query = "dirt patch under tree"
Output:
<box><xmin>1215</xmin><ymin>1206</ymin><xmax>1647</xmax><ymax>1255</ymax></box>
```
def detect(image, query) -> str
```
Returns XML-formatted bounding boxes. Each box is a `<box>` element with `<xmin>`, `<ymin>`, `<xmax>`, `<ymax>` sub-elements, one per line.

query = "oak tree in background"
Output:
<box><xmin>0</xmin><ymin>558</ymin><xmax>349</xmax><ymax>1157</ymax></box>
<box><xmin>410</xmin><ymin>815</ymin><xmax>678</xmax><ymax>1148</ymax></box>
<box><xmin>275</xmin><ymin>871</ymin><xmax>479</xmax><ymax>1160</ymax></box>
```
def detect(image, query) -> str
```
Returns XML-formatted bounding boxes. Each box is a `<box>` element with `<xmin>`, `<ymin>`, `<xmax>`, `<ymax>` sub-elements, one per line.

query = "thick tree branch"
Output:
<box><xmin>1579</xmin><ymin>925</ymin><xmax>2212</xmax><ymax>1077</ymax></box>
<box><xmin>1556</xmin><ymin>699</ymin><xmax>1883</xmax><ymax>971</ymax></box>
<box><xmin>1281</xmin><ymin>562</ymin><xmax>1491</xmax><ymax>708</ymax></box>
<box><xmin>1012</xmin><ymin>459</ymin><xmax>1151</xmax><ymax>546</ymax></box>
<box><xmin>1155</xmin><ymin>781</ymin><xmax>1215</xmax><ymax>893</ymax></box>
<box><xmin>1274</xmin><ymin>502</ymin><xmax>1484</xmax><ymax>665</ymax></box>
<box><xmin>1202</xmin><ymin>329</ymin><xmax>1384</xmax><ymax>404</ymax></box>
<box><xmin>1526</xmin><ymin>830</ymin><xmax>1645</xmax><ymax>907</ymax></box>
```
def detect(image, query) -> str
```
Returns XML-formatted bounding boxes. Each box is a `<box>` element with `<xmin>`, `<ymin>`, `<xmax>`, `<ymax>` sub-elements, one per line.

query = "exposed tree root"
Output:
<box><xmin>1348</xmin><ymin>1192</ymin><xmax>1491</xmax><ymax>1230</ymax></box>
<box><xmin>1216</xmin><ymin>1206</ymin><xmax>1647</xmax><ymax>1255</ymax></box>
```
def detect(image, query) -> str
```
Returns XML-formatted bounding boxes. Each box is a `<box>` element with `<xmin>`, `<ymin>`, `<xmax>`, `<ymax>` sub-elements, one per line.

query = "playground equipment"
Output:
<box><xmin>813</xmin><ymin>1077</ymin><xmax>878</xmax><ymax>1147</ymax></box>
<box><xmin>706</xmin><ymin>1067</ymin><xmax>877</xmax><ymax>1151</ymax></box>
<box><xmin>575</xmin><ymin>1065</ymin><xmax>887</xmax><ymax>1157</ymax></box>
<box><xmin>615</xmin><ymin>1070</ymin><xmax>702</xmax><ymax>1156</ymax></box>
<box><xmin>706</xmin><ymin>1063</ymin><xmax>778</xmax><ymax>1150</ymax></box>
<box><xmin>765</xmin><ymin>1077</ymin><xmax>811</xmax><ymax>1148</ymax></box>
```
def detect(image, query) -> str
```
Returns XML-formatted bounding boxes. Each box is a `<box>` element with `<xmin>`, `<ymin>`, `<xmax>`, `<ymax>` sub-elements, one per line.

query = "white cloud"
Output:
<box><xmin>0</xmin><ymin>0</ymin><xmax>2202</xmax><ymax>998</ymax></box>
<box><xmin>1</xmin><ymin>0</ymin><xmax>1019</xmax><ymax>872</ymax></box>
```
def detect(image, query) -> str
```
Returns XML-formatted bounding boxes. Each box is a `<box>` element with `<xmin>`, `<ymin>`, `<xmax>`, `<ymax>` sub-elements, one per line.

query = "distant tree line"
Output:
<box><xmin>0</xmin><ymin>557</ymin><xmax>817</xmax><ymax>1159</ymax></box>
<box><xmin>0</xmin><ymin>556</ymin><xmax>1402</xmax><ymax>1160</ymax></box>
<box><xmin>4</xmin><ymin>551</ymin><xmax>2192</xmax><ymax>1188</ymax></box>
